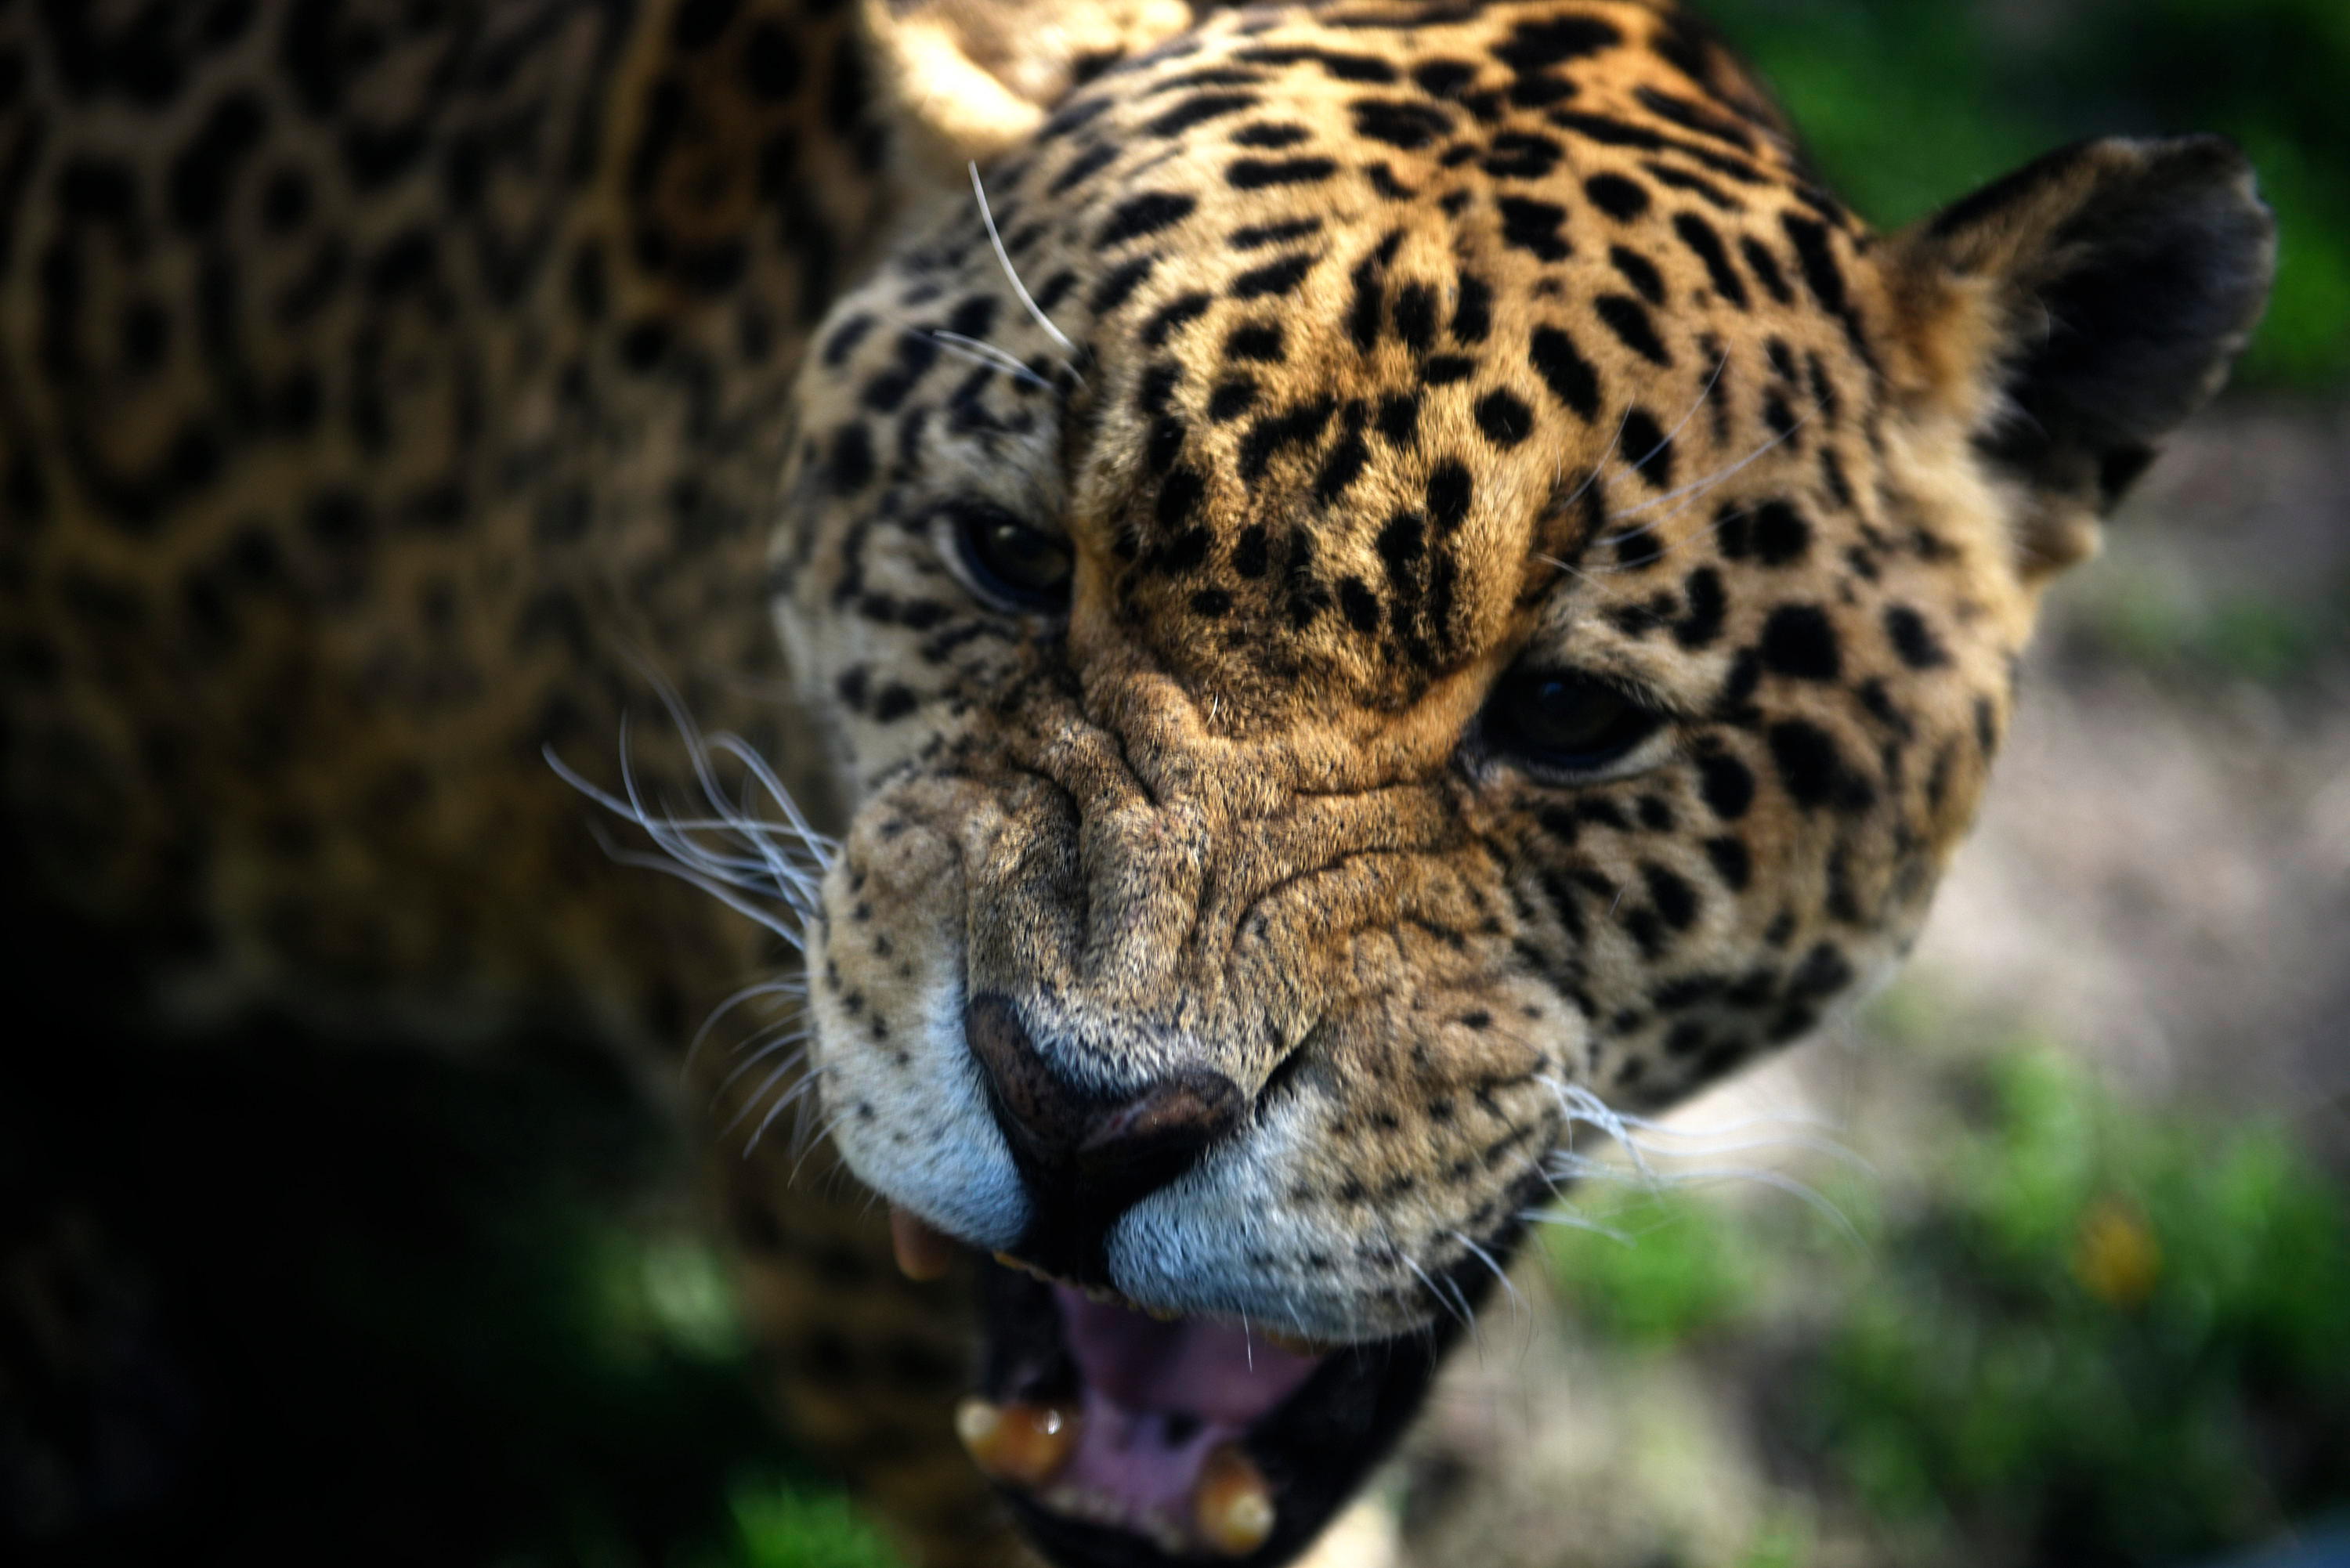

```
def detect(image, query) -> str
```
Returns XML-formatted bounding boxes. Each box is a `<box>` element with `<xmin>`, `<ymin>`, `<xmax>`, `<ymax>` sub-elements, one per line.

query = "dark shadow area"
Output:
<box><xmin>0</xmin><ymin>927</ymin><xmax>797</xmax><ymax>1566</ymax></box>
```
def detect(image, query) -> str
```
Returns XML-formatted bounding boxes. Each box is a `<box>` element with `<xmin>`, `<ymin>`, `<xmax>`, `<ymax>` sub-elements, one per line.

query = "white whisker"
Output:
<box><xmin>1617</xmin><ymin>348</ymin><xmax>1731</xmax><ymax>489</ymax></box>
<box><xmin>1517</xmin><ymin>1208</ymin><xmax>1635</xmax><ymax>1245</ymax></box>
<box><xmin>968</xmin><ymin>161</ymin><xmax>1079</xmax><ymax>365</ymax></box>
<box><xmin>1404</xmin><ymin>1256</ymin><xmax>1470</xmax><ymax>1331</ymax></box>
<box><xmin>1452</xmin><ymin>1230</ymin><xmax>1524</xmax><ymax>1318</ymax></box>
<box><xmin>790</xmin><ymin>1110</ymin><xmax>852</xmax><ymax>1183</ymax></box>
<box><xmin>744</xmin><ymin>1067</ymin><xmax>828</xmax><ymax>1158</ymax></box>
<box><xmin>1603</xmin><ymin>410</ymin><xmax>1813</xmax><ymax>532</ymax></box>
<box><xmin>685</xmin><ymin>980</ymin><xmax>803</xmax><ymax>1076</ymax></box>
<box><xmin>927</xmin><ymin>328</ymin><xmax>1053</xmax><ymax>390</ymax></box>
<box><xmin>713</xmin><ymin>1031</ymin><xmax>810</xmax><ymax>1100</ymax></box>
<box><xmin>721</xmin><ymin>1055</ymin><xmax>815</xmax><ymax>1141</ymax></box>
<box><xmin>587</xmin><ymin>826</ymin><xmax>808</xmax><ymax>946</ymax></box>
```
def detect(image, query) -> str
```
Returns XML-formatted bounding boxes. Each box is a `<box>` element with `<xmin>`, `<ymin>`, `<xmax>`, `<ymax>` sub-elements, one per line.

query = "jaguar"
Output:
<box><xmin>0</xmin><ymin>1</ymin><xmax>2272</xmax><ymax>1565</ymax></box>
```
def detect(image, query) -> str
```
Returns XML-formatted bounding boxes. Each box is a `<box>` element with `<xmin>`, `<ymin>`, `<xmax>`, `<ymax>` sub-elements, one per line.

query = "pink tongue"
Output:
<box><xmin>1047</xmin><ymin>1288</ymin><xmax>1323</xmax><ymax>1545</ymax></box>
<box><xmin>1058</xmin><ymin>1288</ymin><xmax>1322</xmax><ymax>1422</ymax></box>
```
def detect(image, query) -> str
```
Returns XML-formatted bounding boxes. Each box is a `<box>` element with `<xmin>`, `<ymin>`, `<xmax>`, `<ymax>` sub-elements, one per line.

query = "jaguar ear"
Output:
<box><xmin>859</xmin><ymin>0</ymin><xmax>1193</xmax><ymax>184</ymax></box>
<box><xmin>1880</xmin><ymin>135</ymin><xmax>2276</xmax><ymax>580</ymax></box>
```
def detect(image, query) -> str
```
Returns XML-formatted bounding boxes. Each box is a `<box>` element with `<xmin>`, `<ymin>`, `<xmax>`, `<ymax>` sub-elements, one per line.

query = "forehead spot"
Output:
<box><xmin>1393</xmin><ymin>281</ymin><xmax>1439</xmax><ymax>351</ymax></box>
<box><xmin>1238</xmin><ymin>397</ymin><xmax>1336</xmax><ymax>480</ymax></box>
<box><xmin>1231</xmin><ymin>122</ymin><xmax>1311</xmax><ymax>149</ymax></box>
<box><xmin>1482</xmin><ymin>130</ymin><xmax>1564</xmax><ymax>182</ymax></box>
<box><xmin>1375</xmin><ymin>391</ymin><xmax>1420</xmax><ymax>446</ymax></box>
<box><xmin>1208</xmin><ymin>378</ymin><xmax>1260</xmax><ymax>422</ymax></box>
<box><xmin>1145</xmin><ymin>91</ymin><xmax>1258</xmax><ymax>138</ymax></box>
<box><xmin>1596</xmin><ymin>293</ymin><xmax>1672</xmax><ymax>367</ymax></box>
<box><xmin>1314</xmin><ymin>424</ymin><xmax>1371</xmax><ymax>504</ymax></box>
<box><xmin>1051</xmin><ymin>142</ymin><xmax>1119</xmax><ymax>196</ymax></box>
<box><xmin>1705</xmin><ymin>836</ymin><xmax>1753</xmax><ymax>891</ymax></box>
<box><xmin>1607</xmin><ymin>246</ymin><xmax>1666</xmax><ymax>307</ymax></box>
<box><xmin>1090</xmin><ymin>256</ymin><xmax>1155</xmax><ymax>315</ymax></box>
<box><xmin>1452</xmin><ymin>273</ymin><xmax>1493</xmax><ymax>341</ymax></box>
<box><xmin>1759</xmin><ymin>605</ymin><xmax>1843</xmax><ymax>682</ymax></box>
<box><xmin>1227</xmin><ymin>156</ymin><xmax>1340</xmax><ymax>189</ymax></box>
<box><xmin>1231</xmin><ymin>251</ymin><xmax>1318</xmax><ymax>299</ymax></box>
<box><xmin>1142</xmin><ymin>291</ymin><xmax>1211</xmax><ymax>347</ymax></box>
<box><xmin>1493</xmin><ymin>14</ymin><xmax>1623</xmax><ymax>73</ymax></box>
<box><xmin>1353</xmin><ymin>97</ymin><xmax>1455</xmax><ymax>150</ymax></box>
<box><xmin>1650</xmin><ymin>161</ymin><xmax>1744</xmax><ymax>213</ymax></box>
<box><xmin>1769</xmin><ymin>721</ymin><xmax>1872</xmax><ymax>812</ymax></box>
<box><xmin>1884</xmin><ymin>605</ymin><xmax>1951</xmax><ymax>670</ymax></box>
<box><xmin>1099</xmin><ymin>191</ymin><xmax>1195</xmax><ymax>247</ymax></box>
<box><xmin>1496</xmin><ymin>196</ymin><xmax>1572</xmax><ymax>262</ymax></box>
<box><xmin>1620</xmin><ymin>406</ymin><xmax>1674</xmax><ymax>487</ymax></box>
<box><xmin>1425</xmin><ymin>462</ymin><xmax>1472</xmax><ymax>532</ymax></box>
<box><xmin>1697</xmin><ymin>752</ymin><xmax>1756</xmax><ymax>821</ymax></box>
<box><xmin>1528</xmin><ymin>326</ymin><xmax>1600</xmax><ymax>420</ymax></box>
<box><xmin>1672</xmin><ymin>211</ymin><xmax>1750</xmax><ymax>309</ymax></box>
<box><xmin>1673</xmin><ymin>566</ymin><xmax>1725</xmax><ymax>649</ymax></box>
<box><xmin>1473</xmin><ymin>388</ymin><xmax>1535</xmax><ymax>448</ymax></box>
<box><xmin>1225</xmin><ymin>321</ymin><xmax>1286</xmax><ymax>361</ymax></box>
<box><xmin>1584</xmin><ymin>172</ymin><xmax>1650</xmax><ymax>221</ymax></box>
<box><xmin>1230</xmin><ymin>216</ymin><xmax>1324</xmax><ymax>251</ymax></box>
<box><xmin>1232</xmin><ymin>526</ymin><xmax>1271</xmax><ymax>578</ymax></box>
<box><xmin>1741</xmin><ymin>236</ymin><xmax>1795</xmax><ymax>302</ymax></box>
<box><xmin>1412</xmin><ymin>59</ymin><xmax>1478</xmax><ymax>97</ymax></box>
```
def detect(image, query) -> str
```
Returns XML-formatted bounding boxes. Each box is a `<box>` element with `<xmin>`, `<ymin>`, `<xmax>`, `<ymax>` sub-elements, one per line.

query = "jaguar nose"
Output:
<box><xmin>964</xmin><ymin>993</ymin><xmax>1242</xmax><ymax>1281</ymax></box>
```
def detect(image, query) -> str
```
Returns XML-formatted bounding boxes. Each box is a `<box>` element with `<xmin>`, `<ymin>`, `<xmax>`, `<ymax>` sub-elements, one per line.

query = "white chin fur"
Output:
<box><xmin>1106</xmin><ymin>1104</ymin><xmax>1433</xmax><ymax>1344</ymax></box>
<box><xmin>811</xmin><ymin>936</ymin><xmax>1032</xmax><ymax>1251</ymax></box>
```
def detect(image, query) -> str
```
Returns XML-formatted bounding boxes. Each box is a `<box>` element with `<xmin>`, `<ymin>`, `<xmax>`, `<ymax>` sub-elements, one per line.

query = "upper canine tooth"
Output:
<box><xmin>889</xmin><ymin>1206</ymin><xmax>960</xmax><ymax>1282</ymax></box>
<box><xmin>1193</xmin><ymin>1443</ymin><xmax>1276</xmax><ymax>1556</ymax></box>
<box><xmin>955</xmin><ymin>1396</ymin><xmax>1080</xmax><ymax>1488</ymax></box>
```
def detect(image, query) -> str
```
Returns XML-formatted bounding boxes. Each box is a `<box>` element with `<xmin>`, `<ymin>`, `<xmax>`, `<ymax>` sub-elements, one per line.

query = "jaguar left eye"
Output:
<box><xmin>1484</xmin><ymin>668</ymin><xmax>1665</xmax><ymax>774</ymax></box>
<box><xmin>949</xmin><ymin>500</ymin><xmax>1073</xmax><ymax>614</ymax></box>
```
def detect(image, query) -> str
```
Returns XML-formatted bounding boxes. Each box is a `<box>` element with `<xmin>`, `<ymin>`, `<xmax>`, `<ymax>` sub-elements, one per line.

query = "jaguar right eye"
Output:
<box><xmin>948</xmin><ymin>501</ymin><xmax>1073</xmax><ymax>615</ymax></box>
<box><xmin>1483</xmin><ymin>667</ymin><xmax>1667</xmax><ymax>776</ymax></box>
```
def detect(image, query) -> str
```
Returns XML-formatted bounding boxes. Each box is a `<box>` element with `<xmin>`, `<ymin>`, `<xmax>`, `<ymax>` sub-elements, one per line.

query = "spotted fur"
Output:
<box><xmin>1</xmin><ymin>1</ymin><xmax>2272</xmax><ymax>1564</ymax></box>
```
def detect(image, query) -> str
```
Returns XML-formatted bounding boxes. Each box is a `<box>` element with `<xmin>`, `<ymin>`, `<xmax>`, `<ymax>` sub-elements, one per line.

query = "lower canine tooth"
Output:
<box><xmin>955</xmin><ymin>1397</ymin><xmax>1079</xmax><ymax>1487</ymax></box>
<box><xmin>1193</xmin><ymin>1444</ymin><xmax>1276</xmax><ymax>1556</ymax></box>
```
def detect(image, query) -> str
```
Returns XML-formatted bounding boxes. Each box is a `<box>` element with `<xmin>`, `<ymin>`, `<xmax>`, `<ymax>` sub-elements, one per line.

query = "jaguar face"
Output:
<box><xmin>762</xmin><ymin>2</ymin><xmax>2272</xmax><ymax>1561</ymax></box>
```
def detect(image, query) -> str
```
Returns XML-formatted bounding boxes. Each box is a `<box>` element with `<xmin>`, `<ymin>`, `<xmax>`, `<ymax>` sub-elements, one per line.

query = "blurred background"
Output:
<box><xmin>9</xmin><ymin>2</ymin><xmax>2347</xmax><ymax>1565</ymax></box>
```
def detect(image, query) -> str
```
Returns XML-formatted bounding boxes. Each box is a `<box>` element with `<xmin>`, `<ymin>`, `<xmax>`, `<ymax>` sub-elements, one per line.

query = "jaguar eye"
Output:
<box><xmin>1487</xmin><ymin>668</ymin><xmax>1665</xmax><ymax>772</ymax></box>
<box><xmin>950</xmin><ymin>501</ymin><xmax>1073</xmax><ymax>613</ymax></box>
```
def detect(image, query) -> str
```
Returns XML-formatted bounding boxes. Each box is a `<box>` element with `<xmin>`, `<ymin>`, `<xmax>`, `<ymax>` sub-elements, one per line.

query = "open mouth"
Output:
<box><xmin>895</xmin><ymin>1212</ymin><xmax>1477</xmax><ymax>1567</ymax></box>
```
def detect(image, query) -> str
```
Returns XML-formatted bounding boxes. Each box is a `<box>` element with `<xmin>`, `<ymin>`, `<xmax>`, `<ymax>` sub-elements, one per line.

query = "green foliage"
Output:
<box><xmin>693</xmin><ymin>1480</ymin><xmax>907</xmax><ymax>1568</ymax></box>
<box><xmin>1697</xmin><ymin>0</ymin><xmax>2350</xmax><ymax>389</ymax></box>
<box><xmin>1543</xmin><ymin>1190</ymin><xmax>1752</xmax><ymax>1347</ymax></box>
<box><xmin>1546</xmin><ymin>1047</ymin><xmax>2350</xmax><ymax>1564</ymax></box>
<box><xmin>2070</xmin><ymin>570</ymin><xmax>2349</xmax><ymax>687</ymax></box>
<box><xmin>1808</xmin><ymin>1053</ymin><xmax>2350</xmax><ymax>1559</ymax></box>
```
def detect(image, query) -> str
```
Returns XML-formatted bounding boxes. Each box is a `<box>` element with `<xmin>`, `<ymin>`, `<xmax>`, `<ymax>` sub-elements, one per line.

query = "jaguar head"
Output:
<box><xmin>764</xmin><ymin>2</ymin><xmax>2272</xmax><ymax>1560</ymax></box>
